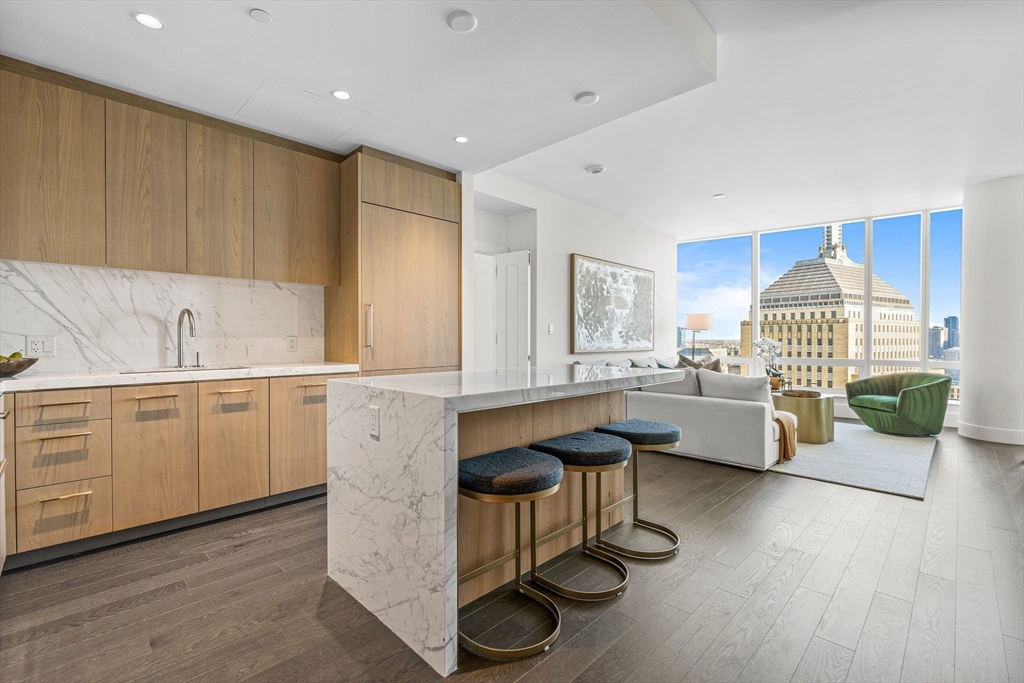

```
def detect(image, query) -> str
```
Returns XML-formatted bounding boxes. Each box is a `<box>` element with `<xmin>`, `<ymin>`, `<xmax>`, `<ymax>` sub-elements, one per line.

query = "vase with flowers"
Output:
<box><xmin>753</xmin><ymin>338</ymin><xmax>784</xmax><ymax>390</ymax></box>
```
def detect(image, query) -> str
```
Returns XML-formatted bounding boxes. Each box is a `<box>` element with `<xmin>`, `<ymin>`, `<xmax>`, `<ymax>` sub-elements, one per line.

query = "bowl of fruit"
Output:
<box><xmin>0</xmin><ymin>351</ymin><xmax>38</xmax><ymax>378</ymax></box>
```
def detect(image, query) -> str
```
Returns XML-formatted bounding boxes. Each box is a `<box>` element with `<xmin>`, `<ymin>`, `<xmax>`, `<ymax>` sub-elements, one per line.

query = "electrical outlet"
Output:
<box><xmin>286</xmin><ymin>336</ymin><xmax>298</xmax><ymax>352</ymax></box>
<box><xmin>26</xmin><ymin>336</ymin><xmax>57</xmax><ymax>357</ymax></box>
<box><xmin>368</xmin><ymin>405</ymin><xmax>380</xmax><ymax>439</ymax></box>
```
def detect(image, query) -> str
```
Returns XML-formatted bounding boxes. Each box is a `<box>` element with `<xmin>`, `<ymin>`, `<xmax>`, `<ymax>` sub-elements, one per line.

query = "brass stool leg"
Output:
<box><xmin>595</xmin><ymin>446</ymin><xmax>680</xmax><ymax>560</ymax></box>
<box><xmin>459</xmin><ymin>501</ymin><xmax>561</xmax><ymax>661</ymax></box>
<box><xmin>531</xmin><ymin>471</ymin><xmax>629</xmax><ymax>601</ymax></box>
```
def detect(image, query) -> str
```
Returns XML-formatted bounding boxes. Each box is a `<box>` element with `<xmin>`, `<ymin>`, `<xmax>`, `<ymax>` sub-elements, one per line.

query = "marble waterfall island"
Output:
<box><xmin>326</xmin><ymin>364</ymin><xmax>686</xmax><ymax>675</ymax></box>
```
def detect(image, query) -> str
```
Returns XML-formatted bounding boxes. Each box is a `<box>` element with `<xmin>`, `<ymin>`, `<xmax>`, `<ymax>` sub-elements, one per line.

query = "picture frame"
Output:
<box><xmin>570</xmin><ymin>253</ymin><xmax>655</xmax><ymax>354</ymax></box>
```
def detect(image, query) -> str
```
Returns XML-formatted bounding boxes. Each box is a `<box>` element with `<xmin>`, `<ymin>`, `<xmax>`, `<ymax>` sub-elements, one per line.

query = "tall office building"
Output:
<box><xmin>741</xmin><ymin>226</ymin><xmax>920</xmax><ymax>388</ymax></box>
<box><xmin>929</xmin><ymin>326</ymin><xmax>947</xmax><ymax>359</ymax></box>
<box><xmin>944</xmin><ymin>315</ymin><xmax>960</xmax><ymax>349</ymax></box>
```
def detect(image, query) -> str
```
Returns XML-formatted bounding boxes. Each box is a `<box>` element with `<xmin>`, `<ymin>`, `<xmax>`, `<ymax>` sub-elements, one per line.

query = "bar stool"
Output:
<box><xmin>528</xmin><ymin>431</ymin><xmax>632</xmax><ymax>601</ymax></box>
<box><xmin>457</xmin><ymin>447</ymin><xmax>564</xmax><ymax>661</ymax></box>
<box><xmin>593</xmin><ymin>418</ymin><xmax>682</xmax><ymax>560</ymax></box>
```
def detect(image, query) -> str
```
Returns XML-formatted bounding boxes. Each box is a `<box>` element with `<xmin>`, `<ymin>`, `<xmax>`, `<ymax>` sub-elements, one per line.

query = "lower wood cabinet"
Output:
<box><xmin>269</xmin><ymin>374</ymin><xmax>353</xmax><ymax>495</ymax></box>
<box><xmin>111</xmin><ymin>384</ymin><xmax>199</xmax><ymax>531</ymax></box>
<box><xmin>16</xmin><ymin>476</ymin><xmax>112</xmax><ymax>552</ymax></box>
<box><xmin>1</xmin><ymin>394</ymin><xmax>13</xmax><ymax>562</ymax></box>
<box><xmin>199</xmin><ymin>379</ymin><xmax>269</xmax><ymax>511</ymax></box>
<box><xmin>15</xmin><ymin>419</ymin><xmax>111</xmax><ymax>489</ymax></box>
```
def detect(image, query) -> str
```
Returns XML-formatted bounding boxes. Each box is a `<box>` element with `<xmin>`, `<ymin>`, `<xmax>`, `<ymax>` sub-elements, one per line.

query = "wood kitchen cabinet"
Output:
<box><xmin>186</xmin><ymin>123</ymin><xmax>254</xmax><ymax>279</ymax></box>
<box><xmin>17</xmin><ymin>477</ymin><xmax>112</xmax><ymax>552</ymax></box>
<box><xmin>105</xmin><ymin>101</ymin><xmax>187</xmax><ymax>273</ymax></box>
<box><xmin>254</xmin><ymin>142</ymin><xmax>341</xmax><ymax>286</ymax></box>
<box><xmin>199</xmin><ymin>379</ymin><xmax>269</xmax><ymax>510</ymax></box>
<box><xmin>111</xmin><ymin>384</ymin><xmax>199</xmax><ymax>531</ymax></box>
<box><xmin>360</xmin><ymin>204</ymin><xmax>460</xmax><ymax>373</ymax></box>
<box><xmin>1</xmin><ymin>394</ymin><xmax>13</xmax><ymax>562</ymax></box>
<box><xmin>0</xmin><ymin>71</ymin><xmax>106</xmax><ymax>266</ymax></box>
<box><xmin>269</xmin><ymin>374</ymin><xmax>354</xmax><ymax>495</ymax></box>
<box><xmin>361</xmin><ymin>153</ymin><xmax>460</xmax><ymax>223</ymax></box>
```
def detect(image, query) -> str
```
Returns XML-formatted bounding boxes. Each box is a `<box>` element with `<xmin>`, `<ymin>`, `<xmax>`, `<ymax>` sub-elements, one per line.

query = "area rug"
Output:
<box><xmin>770</xmin><ymin>421</ymin><xmax>936</xmax><ymax>499</ymax></box>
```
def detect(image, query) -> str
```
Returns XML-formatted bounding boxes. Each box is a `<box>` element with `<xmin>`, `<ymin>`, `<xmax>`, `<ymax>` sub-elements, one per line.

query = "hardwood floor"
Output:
<box><xmin>1</xmin><ymin>428</ymin><xmax>1020</xmax><ymax>682</ymax></box>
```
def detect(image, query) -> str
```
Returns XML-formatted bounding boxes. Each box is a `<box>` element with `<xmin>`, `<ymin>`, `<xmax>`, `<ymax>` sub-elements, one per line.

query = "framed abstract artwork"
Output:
<box><xmin>570</xmin><ymin>253</ymin><xmax>655</xmax><ymax>353</ymax></box>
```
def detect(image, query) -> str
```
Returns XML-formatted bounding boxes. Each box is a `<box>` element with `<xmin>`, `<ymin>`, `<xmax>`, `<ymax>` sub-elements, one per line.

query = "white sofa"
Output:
<box><xmin>626</xmin><ymin>369</ymin><xmax>797</xmax><ymax>471</ymax></box>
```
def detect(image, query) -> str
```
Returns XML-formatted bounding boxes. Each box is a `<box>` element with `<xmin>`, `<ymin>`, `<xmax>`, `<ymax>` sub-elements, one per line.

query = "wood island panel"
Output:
<box><xmin>457</xmin><ymin>391</ymin><xmax>626</xmax><ymax>606</ymax></box>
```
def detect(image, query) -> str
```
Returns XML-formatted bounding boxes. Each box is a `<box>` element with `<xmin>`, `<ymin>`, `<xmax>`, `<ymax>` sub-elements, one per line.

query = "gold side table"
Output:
<box><xmin>771</xmin><ymin>393</ymin><xmax>835</xmax><ymax>444</ymax></box>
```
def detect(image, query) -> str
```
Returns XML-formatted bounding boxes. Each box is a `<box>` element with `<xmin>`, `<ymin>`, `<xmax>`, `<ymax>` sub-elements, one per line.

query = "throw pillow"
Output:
<box><xmin>655</xmin><ymin>356</ymin><xmax>679</xmax><ymax>369</ymax></box>
<box><xmin>573</xmin><ymin>359</ymin><xmax>608</xmax><ymax>366</ymax></box>
<box><xmin>641</xmin><ymin>368</ymin><xmax>700</xmax><ymax>396</ymax></box>
<box><xmin>677</xmin><ymin>354</ymin><xmax>722</xmax><ymax>372</ymax></box>
<box><xmin>606</xmin><ymin>359</ymin><xmax>632</xmax><ymax>369</ymax></box>
<box><xmin>696</xmin><ymin>369</ymin><xmax>776</xmax><ymax>418</ymax></box>
<box><xmin>630</xmin><ymin>357</ymin><xmax>658</xmax><ymax>368</ymax></box>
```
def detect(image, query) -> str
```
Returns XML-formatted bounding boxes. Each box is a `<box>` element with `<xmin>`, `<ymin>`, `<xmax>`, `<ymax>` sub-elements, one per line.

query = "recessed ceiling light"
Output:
<box><xmin>575</xmin><ymin>92</ymin><xmax>599</xmax><ymax>106</ymax></box>
<box><xmin>712</xmin><ymin>193</ymin><xmax>725</xmax><ymax>199</ymax></box>
<box><xmin>585</xmin><ymin>165</ymin><xmax>606</xmax><ymax>175</ymax></box>
<box><xmin>447</xmin><ymin>10</ymin><xmax>478</xmax><ymax>33</ymax></box>
<box><xmin>249</xmin><ymin>8</ymin><xmax>273</xmax><ymax>23</ymax></box>
<box><xmin>134</xmin><ymin>13</ymin><xmax>164</xmax><ymax>29</ymax></box>
<box><xmin>453</xmin><ymin>136</ymin><xmax>470</xmax><ymax>144</ymax></box>
<box><xmin>332</xmin><ymin>90</ymin><xmax>352</xmax><ymax>101</ymax></box>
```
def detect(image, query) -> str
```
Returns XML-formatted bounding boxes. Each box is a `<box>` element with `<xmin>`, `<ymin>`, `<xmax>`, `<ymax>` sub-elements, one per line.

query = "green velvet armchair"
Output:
<box><xmin>846</xmin><ymin>372</ymin><xmax>951</xmax><ymax>436</ymax></box>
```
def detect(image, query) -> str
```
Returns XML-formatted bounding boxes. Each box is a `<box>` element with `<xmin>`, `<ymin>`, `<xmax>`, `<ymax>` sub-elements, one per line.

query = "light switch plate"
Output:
<box><xmin>26</xmin><ymin>335</ymin><xmax>57</xmax><ymax>357</ymax></box>
<box><xmin>547</xmin><ymin>324</ymin><xmax>554</xmax><ymax>335</ymax></box>
<box><xmin>369</xmin><ymin>405</ymin><xmax>380</xmax><ymax>439</ymax></box>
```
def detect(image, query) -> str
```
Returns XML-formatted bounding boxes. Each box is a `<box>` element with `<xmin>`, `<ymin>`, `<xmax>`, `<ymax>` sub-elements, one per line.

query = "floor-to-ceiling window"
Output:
<box><xmin>677</xmin><ymin>208</ymin><xmax>962</xmax><ymax>399</ymax></box>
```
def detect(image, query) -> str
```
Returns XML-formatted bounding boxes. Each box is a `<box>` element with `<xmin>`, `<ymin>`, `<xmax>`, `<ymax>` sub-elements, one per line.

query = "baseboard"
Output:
<box><xmin>4</xmin><ymin>485</ymin><xmax>327</xmax><ymax>571</ymax></box>
<box><xmin>958</xmin><ymin>421</ymin><xmax>1024</xmax><ymax>445</ymax></box>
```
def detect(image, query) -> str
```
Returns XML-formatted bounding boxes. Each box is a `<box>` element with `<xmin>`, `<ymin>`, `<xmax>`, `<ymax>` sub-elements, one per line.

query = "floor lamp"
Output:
<box><xmin>684</xmin><ymin>313</ymin><xmax>713</xmax><ymax>360</ymax></box>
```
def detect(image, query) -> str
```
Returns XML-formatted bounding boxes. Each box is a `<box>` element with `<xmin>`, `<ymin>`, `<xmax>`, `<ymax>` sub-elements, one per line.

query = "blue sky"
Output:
<box><xmin>677</xmin><ymin>210</ymin><xmax>962</xmax><ymax>342</ymax></box>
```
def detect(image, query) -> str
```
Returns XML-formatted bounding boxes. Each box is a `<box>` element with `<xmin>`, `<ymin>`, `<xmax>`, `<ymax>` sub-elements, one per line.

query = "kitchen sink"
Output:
<box><xmin>119</xmin><ymin>365</ymin><xmax>249</xmax><ymax>374</ymax></box>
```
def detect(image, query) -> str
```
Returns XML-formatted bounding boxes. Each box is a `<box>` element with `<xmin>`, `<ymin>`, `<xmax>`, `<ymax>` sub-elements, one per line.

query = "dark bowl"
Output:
<box><xmin>0</xmin><ymin>358</ymin><xmax>38</xmax><ymax>378</ymax></box>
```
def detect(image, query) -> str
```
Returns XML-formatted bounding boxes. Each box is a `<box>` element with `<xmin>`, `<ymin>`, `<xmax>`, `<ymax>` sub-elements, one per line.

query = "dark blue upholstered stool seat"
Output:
<box><xmin>529</xmin><ymin>432</ymin><xmax>632</xmax><ymax>470</ymax></box>
<box><xmin>595</xmin><ymin>419</ymin><xmax>681</xmax><ymax>446</ymax></box>
<box><xmin>459</xmin><ymin>447</ymin><xmax>563</xmax><ymax>497</ymax></box>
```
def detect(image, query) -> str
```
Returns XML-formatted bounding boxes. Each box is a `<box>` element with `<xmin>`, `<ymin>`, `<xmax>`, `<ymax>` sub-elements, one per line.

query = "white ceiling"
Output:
<box><xmin>0</xmin><ymin>0</ymin><xmax>714</xmax><ymax>173</ymax></box>
<box><xmin>494</xmin><ymin>0</ymin><xmax>1024</xmax><ymax>239</ymax></box>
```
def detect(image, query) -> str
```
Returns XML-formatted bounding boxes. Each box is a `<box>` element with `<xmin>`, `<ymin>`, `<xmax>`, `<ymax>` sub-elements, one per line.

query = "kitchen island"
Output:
<box><xmin>326</xmin><ymin>364</ymin><xmax>686</xmax><ymax>675</ymax></box>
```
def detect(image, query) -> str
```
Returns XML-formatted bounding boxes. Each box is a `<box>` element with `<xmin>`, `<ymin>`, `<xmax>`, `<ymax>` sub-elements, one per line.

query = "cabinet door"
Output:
<box><xmin>360</xmin><ymin>154</ymin><xmax>460</xmax><ymax>223</ymax></box>
<box><xmin>254</xmin><ymin>143</ymin><xmax>340</xmax><ymax>285</ymax></box>
<box><xmin>106</xmin><ymin>101</ymin><xmax>187</xmax><ymax>272</ymax></box>
<box><xmin>0</xmin><ymin>71</ymin><xmax>105</xmax><ymax>266</ymax></box>
<box><xmin>111</xmin><ymin>384</ymin><xmax>199</xmax><ymax>531</ymax></box>
<box><xmin>186</xmin><ymin>123</ymin><xmax>254</xmax><ymax>279</ymax></box>
<box><xmin>199</xmin><ymin>379</ymin><xmax>269</xmax><ymax>511</ymax></box>
<box><xmin>361</xmin><ymin>204</ymin><xmax>460</xmax><ymax>372</ymax></box>
<box><xmin>269</xmin><ymin>374</ymin><xmax>354</xmax><ymax>495</ymax></box>
<box><xmin>1</xmin><ymin>394</ymin><xmax>12</xmax><ymax>561</ymax></box>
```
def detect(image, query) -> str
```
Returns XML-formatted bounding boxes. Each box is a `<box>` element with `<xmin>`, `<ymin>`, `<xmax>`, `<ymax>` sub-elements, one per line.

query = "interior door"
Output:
<box><xmin>496</xmin><ymin>250</ymin><xmax>531</xmax><ymax>369</ymax></box>
<box><xmin>361</xmin><ymin>204</ymin><xmax>460</xmax><ymax>372</ymax></box>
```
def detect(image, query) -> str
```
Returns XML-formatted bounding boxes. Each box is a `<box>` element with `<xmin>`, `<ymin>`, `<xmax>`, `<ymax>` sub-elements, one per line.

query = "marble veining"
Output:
<box><xmin>0</xmin><ymin>260</ymin><xmax>325</xmax><ymax>375</ymax></box>
<box><xmin>326</xmin><ymin>364</ymin><xmax>686</xmax><ymax>676</ymax></box>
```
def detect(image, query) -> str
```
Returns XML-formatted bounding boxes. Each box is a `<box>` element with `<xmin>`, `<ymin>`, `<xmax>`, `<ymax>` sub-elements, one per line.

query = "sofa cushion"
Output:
<box><xmin>849</xmin><ymin>394</ymin><xmax>898</xmax><ymax>413</ymax></box>
<box><xmin>640</xmin><ymin>368</ymin><xmax>700</xmax><ymax>396</ymax></box>
<box><xmin>697</xmin><ymin>369</ymin><xmax>776</xmax><ymax>418</ymax></box>
<box><xmin>772</xmin><ymin>410</ymin><xmax>799</xmax><ymax>440</ymax></box>
<box><xmin>630</xmin><ymin>356</ymin><xmax>658</xmax><ymax>368</ymax></box>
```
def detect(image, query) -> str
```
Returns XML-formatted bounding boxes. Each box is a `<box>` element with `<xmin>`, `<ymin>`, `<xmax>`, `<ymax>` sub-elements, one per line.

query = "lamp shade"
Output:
<box><xmin>684</xmin><ymin>313</ymin><xmax>713</xmax><ymax>331</ymax></box>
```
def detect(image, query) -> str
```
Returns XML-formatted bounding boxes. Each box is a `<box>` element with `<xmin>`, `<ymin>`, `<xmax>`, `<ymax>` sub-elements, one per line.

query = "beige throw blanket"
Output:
<box><xmin>775</xmin><ymin>413</ymin><xmax>797</xmax><ymax>464</ymax></box>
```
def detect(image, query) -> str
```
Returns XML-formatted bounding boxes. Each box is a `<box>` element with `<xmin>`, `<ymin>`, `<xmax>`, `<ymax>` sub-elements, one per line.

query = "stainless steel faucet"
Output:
<box><xmin>177</xmin><ymin>308</ymin><xmax>196</xmax><ymax>368</ymax></box>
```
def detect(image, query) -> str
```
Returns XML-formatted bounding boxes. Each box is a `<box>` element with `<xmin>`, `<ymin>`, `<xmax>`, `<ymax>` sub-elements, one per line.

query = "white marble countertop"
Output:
<box><xmin>0</xmin><ymin>361</ymin><xmax>360</xmax><ymax>393</ymax></box>
<box><xmin>332</xmin><ymin>364</ymin><xmax>686</xmax><ymax>412</ymax></box>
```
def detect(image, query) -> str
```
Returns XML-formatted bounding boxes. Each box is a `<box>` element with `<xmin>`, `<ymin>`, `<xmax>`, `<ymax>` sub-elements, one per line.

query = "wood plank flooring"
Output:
<box><xmin>1</xmin><ymin>428</ymin><xmax>1020</xmax><ymax>682</ymax></box>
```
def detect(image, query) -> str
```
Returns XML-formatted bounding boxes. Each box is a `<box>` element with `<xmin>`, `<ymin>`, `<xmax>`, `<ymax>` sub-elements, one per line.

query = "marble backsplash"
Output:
<box><xmin>0</xmin><ymin>260</ymin><xmax>325</xmax><ymax>375</ymax></box>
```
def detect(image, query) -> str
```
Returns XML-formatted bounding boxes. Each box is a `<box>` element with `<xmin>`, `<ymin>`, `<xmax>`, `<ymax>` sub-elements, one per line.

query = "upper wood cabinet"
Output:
<box><xmin>360</xmin><ymin>204</ymin><xmax>460</xmax><ymax>372</ymax></box>
<box><xmin>105</xmin><ymin>101</ymin><xmax>187</xmax><ymax>273</ymax></box>
<box><xmin>0</xmin><ymin>71</ymin><xmax>105</xmax><ymax>266</ymax></box>
<box><xmin>186</xmin><ymin>123</ymin><xmax>254</xmax><ymax>279</ymax></box>
<box><xmin>254</xmin><ymin>143</ymin><xmax>341</xmax><ymax>286</ymax></box>
<box><xmin>198</xmin><ymin>378</ymin><xmax>269</xmax><ymax>511</ymax></box>
<box><xmin>360</xmin><ymin>154</ymin><xmax>460</xmax><ymax>223</ymax></box>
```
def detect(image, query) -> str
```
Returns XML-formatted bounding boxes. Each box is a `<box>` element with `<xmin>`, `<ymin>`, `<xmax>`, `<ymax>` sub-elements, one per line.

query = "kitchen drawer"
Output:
<box><xmin>16</xmin><ymin>388</ymin><xmax>111</xmax><ymax>425</ymax></box>
<box><xmin>16</xmin><ymin>419</ymin><xmax>111</xmax><ymax>490</ymax></box>
<box><xmin>16</xmin><ymin>476</ymin><xmax>112</xmax><ymax>551</ymax></box>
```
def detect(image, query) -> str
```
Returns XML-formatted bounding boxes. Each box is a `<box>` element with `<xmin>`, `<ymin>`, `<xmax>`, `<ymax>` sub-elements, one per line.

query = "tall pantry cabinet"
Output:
<box><xmin>325</xmin><ymin>152</ymin><xmax>461</xmax><ymax>375</ymax></box>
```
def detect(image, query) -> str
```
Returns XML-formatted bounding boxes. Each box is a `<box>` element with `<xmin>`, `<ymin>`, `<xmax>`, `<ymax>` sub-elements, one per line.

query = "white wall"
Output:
<box><xmin>473</xmin><ymin>171</ymin><xmax>678</xmax><ymax>365</ymax></box>
<box><xmin>959</xmin><ymin>175</ymin><xmax>1024</xmax><ymax>444</ymax></box>
<box><xmin>473</xmin><ymin>209</ymin><xmax>509</xmax><ymax>252</ymax></box>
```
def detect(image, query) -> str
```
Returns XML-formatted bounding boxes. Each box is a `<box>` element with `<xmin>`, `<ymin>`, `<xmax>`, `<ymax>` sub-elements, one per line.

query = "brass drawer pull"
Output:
<box><xmin>218</xmin><ymin>388</ymin><xmax>254</xmax><ymax>394</ymax></box>
<box><xmin>40</xmin><ymin>399</ymin><xmax>92</xmax><ymax>407</ymax></box>
<box><xmin>38</xmin><ymin>489</ymin><xmax>92</xmax><ymax>503</ymax></box>
<box><xmin>302</xmin><ymin>383</ymin><xmax>328</xmax><ymax>388</ymax></box>
<box><xmin>136</xmin><ymin>394</ymin><xmax>179</xmax><ymax>401</ymax></box>
<box><xmin>38</xmin><ymin>431</ymin><xmax>93</xmax><ymax>441</ymax></box>
<box><xmin>0</xmin><ymin>459</ymin><xmax>7</xmax><ymax>478</ymax></box>
<box><xmin>0</xmin><ymin>410</ymin><xmax>9</xmax><ymax>420</ymax></box>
